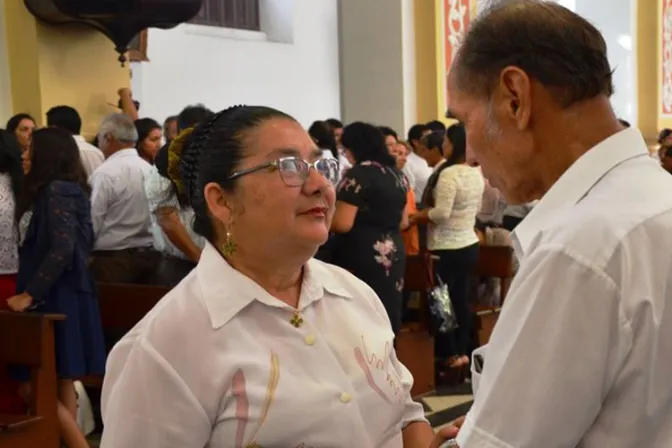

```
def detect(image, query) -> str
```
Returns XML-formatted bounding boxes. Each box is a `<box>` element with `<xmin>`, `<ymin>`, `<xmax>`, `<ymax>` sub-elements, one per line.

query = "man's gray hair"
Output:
<box><xmin>98</xmin><ymin>113</ymin><xmax>138</xmax><ymax>144</ymax></box>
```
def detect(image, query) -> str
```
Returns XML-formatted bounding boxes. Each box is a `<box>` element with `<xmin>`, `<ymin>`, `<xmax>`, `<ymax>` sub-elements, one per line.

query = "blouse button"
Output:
<box><xmin>339</xmin><ymin>392</ymin><xmax>352</xmax><ymax>404</ymax></box>
<box><xmin>304</xmin><ymin>335</ymin><xmax>316</xmax><ymax>346</ymax></box>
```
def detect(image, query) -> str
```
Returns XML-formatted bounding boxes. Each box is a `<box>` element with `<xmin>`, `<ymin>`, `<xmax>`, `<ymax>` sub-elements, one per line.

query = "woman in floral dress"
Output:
<box><xmin>331</xmin><ymin>122</ymin><xmax>408</xmax><ymax>335</ymax></box>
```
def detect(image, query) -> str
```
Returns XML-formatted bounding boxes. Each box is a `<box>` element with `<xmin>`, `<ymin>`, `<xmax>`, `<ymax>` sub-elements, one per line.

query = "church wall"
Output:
<box><xmin>131</xmin><ymin>0</ymin><xmax>341</xmax><ymax>128</ymax></box>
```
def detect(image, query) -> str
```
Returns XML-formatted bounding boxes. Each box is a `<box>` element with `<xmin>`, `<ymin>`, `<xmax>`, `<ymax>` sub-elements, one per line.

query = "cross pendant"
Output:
<box><xmin>290</xmin><ymin>311</ymin><xmax>304</xmax><ymax>328</ymax></box>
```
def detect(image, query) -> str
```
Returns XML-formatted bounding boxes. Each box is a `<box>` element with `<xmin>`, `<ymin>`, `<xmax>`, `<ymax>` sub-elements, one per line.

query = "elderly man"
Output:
<box><xmin>444</xmin><ymin>1</ymin><xmax>672</xmax><ymax>447</ymax></box>
<box><xmin>89</xmin><ymin>113</ymin><xmax>158</xmax><ymax>284</ymax></box>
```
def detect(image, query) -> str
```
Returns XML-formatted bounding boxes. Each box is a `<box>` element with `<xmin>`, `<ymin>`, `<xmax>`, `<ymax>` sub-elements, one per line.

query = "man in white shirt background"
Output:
<box><xmin>445</xmin><ymin>1</ymin><xmax>672</xmax><ymax>447</ymax></box>
<box><xmin>89</xmin><ymin>113</ymin><xmax>158</xmax><ymax>285</ymax></box>
<box><xmin>405</xmin><ymin>124</ymin><xmax>433</xmax><ymax>203</ymax></box>
<box><xmin>46</xmin><ymin>105</ymin><xmax>104</xmax><ymax>177</ymax></box>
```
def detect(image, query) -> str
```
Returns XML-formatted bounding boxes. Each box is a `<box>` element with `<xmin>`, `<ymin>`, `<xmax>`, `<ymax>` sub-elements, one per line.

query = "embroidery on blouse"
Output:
<box><xmin>244</xmin><ymin>351</ymin><xmax>280</xmax><ymax>448</ymax></box>
<box><xmin>337</xmin><ymin>177</ymin><xmax>361</xmax><ymax>194</ymax></box>
<box><xmin>373</xmin><ymin>235</ymin><xmax>397</xmax><ymax>276</ymax></box>
<box><xmin>232</xmin><ymin>369</ymin><xmax>250</xmax><ymax>448</ymax></box>
<box><xmin>354</xmin><ymin>337</ymin><xmax>403</xmax><ymax>404</ymax></box>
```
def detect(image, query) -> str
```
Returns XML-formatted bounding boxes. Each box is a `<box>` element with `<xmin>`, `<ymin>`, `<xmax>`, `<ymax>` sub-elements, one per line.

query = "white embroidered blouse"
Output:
<box><xmin>427</xmin><ymin>162</ymin><xmax>485</xmax><ymax>251</ymax></box>
<box><xmin>100</xmin><ymin>242</ymin><xmax>427</xmax><ymax>448</ymax></box>
<box><xmin>0</xmin><ymin>174</ymin><xmax>17</xmax><ymax>274</ymax></box>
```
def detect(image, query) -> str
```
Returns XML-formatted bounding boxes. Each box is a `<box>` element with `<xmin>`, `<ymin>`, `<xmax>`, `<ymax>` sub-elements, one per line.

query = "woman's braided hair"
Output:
<box><xmin>178</xmin><ymin>105</ymin><xmax>295</xmax><ymax>243</ymax></box>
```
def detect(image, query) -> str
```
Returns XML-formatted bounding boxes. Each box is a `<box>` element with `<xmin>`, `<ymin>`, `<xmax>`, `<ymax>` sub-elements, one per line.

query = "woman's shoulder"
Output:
<box><xmin>46</xmin><ymin>180</ymin><xmax>88</xmax><ymax>200</ymax></box>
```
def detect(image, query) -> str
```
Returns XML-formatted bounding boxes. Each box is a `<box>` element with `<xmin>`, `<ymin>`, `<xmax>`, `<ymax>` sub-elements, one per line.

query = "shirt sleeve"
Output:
<box><xmin>336</xmin><ymin>165</ymin><xmax>370</xmax><ymax>207</ymax></box>
<box><xmin>144</xmin><ymin>166</ymin><xmax>179</xmax><ymax>214</ymax></box>
<box><xmin>90</xmin><ymin>172</ymin><xmax>112</xmax><ymax>238</ymax></box>
<box><xmin>456</xmin><ymin>246</ymin><xmax>632</xmax><ymax>448</ymax></box>
<box><xmin>100</xmin><ymin>337</ymin><xmax>211</xmax><ymax>448</ymax></box>
<box><xmin>427</xmin><ymin>169</ymin><xmax>457</xmax><ymax>223</ymax></box>
<box><xmin>24</xmin><ymin>183</ymin><xmax>79</xmax><ymax>302</ymax></box>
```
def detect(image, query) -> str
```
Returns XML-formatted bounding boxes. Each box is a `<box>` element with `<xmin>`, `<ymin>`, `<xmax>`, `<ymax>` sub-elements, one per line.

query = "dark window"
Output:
<box><xmin>189</xmin><ymin>0</ymin><xmax>260</xmax><ymax>31</ymax></box>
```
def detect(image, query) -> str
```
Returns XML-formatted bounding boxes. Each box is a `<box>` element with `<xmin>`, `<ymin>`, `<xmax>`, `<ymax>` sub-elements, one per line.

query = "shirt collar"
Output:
<box><xmin>106</xmin><ymin>148</ymin><xmax>139</xmax><ymax>161</ymax></box>
<box><xmin>196</xmin><ymin>242</ymin><xmax>353</xmax><ymax>329</ymax></box>
<box><xmin>512</xmin><ymin>127</ymin><xmax>648</xmax><ymax>258</ymax></box>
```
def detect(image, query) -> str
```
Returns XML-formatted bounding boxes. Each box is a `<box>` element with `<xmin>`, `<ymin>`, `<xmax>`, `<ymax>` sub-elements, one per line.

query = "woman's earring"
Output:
<box><xmin>221</xmin><ymin>229</ymin><xmax>237</xmax><ymax>257</ymax></box>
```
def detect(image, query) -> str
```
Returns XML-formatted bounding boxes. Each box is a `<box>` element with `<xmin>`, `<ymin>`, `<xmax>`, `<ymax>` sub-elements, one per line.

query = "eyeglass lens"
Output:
<box><xmin>278</xmin><ymin>158</ymin><xmax>338</xmax><ymax>186</ymax></box>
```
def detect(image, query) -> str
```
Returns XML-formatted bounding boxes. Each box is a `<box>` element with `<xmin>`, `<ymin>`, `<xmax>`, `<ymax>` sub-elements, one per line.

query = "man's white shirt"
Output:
<box><xmin>458</xmin><ymin>127</ymin><xmax>672</xmax><ymax>447</ymax></box>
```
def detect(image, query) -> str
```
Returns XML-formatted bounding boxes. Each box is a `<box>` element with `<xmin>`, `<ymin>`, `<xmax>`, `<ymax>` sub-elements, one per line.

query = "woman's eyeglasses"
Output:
<box><xmin>227</xmin><ymin>156</ymin><xmax>340</xmax><ymax>187</ymax></box>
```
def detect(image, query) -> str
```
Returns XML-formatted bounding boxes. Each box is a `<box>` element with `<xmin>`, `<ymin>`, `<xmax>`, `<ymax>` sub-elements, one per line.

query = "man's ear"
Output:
<box><xmin>498</xmin><ymin>66</ymin><xmax>532</xmax><ymax>131</ymax></box>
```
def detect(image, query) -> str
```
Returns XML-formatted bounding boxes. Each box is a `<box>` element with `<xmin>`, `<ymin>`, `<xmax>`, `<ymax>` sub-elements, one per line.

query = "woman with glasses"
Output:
<box><xmin>100</xmin><ymin>106</ymin><xmax>454</xmax><ymax>447</ymax></box>
<box><xmin>331</xmin><ymin>122</ymin><xmax>409</xmax><ymax>336</ymax></box>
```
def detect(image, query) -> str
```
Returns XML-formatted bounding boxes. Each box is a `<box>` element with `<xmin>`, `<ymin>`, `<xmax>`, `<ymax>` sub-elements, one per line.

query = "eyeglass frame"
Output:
<box><xmin>226</xmin><ymin>155</ymin><xmax>340</xmax><ymax>186</ymax></box>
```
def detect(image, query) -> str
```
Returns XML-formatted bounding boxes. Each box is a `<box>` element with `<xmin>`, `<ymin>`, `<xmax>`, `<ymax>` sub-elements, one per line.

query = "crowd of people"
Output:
<box><xmin>3</xmin><ymin>0</ymin><xmax>672</xmax><ymax>446</ymax></box>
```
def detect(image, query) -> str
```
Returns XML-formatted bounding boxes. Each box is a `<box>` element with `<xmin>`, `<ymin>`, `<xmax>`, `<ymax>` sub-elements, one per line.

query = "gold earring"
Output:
<box><xmin>221</xmin><ymin>229</ymin><xmax>237</xmax><ymax>257</ymax></box>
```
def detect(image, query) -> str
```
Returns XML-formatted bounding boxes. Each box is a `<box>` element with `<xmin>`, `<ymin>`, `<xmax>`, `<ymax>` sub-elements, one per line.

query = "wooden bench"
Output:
<box><xmin>0</xmin><ymin>311</ymin><xmax>64</xmax><ymax>448</ymax></box>
<box><xmin>397</xmin><ymin>252</ymin><xmax>435</xmax><ymax>397</ymax></box>
<box><xmin>472</xmin><ymin>245</ymin><xmax>514</xmax><ymax>345</ymax></box>
<box><xmin>80</xmin><ymin>283</ymin><xmax>170</xmax><ymax>389</ymax></box>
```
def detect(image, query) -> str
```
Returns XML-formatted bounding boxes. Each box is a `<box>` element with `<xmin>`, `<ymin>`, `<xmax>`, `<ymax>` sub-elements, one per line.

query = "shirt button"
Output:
<box><xmin>304</xmin><ymin>335</ymin><xmax>316</xmax><ymax>346</ymax></box>
<box><xmin>339</xmin><ymin>392</ymin><xmax>352</xmax><ymax>404</ymax></box>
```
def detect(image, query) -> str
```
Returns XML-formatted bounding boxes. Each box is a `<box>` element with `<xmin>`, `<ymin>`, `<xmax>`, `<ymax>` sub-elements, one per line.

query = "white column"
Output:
<box><xmin>338</xmin><ymin>0</ymin><xmax>417</xmax><ymax>135</ymax></box>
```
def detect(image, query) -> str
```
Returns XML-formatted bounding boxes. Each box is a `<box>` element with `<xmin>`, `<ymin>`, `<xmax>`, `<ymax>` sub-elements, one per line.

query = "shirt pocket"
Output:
<box><xmin>470</xmin><ymin>345</ymin><xmax>488</xmax><ymax>395</ymax></box>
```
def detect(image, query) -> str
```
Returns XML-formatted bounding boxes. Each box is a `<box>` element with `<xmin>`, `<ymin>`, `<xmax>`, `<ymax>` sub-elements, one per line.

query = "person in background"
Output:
<box><xmin>326</xmin><ymin>117</ymin><xmax>344</xmax><ymax>148</ymax></box>
<box><xmin>46</xmin><ymin>105</ymin><xmax>104</xmax><ymax>177</ymax></box>
<box><xmin>134</xmin><ymin>118</ymin><xmax>163</xmax><ymax>164</ymax></box>
<box><xmin>145</xmin><ymin>128</ymin><xmax>205</xmax><ymax>285</ymax></box>
<box><xmin>446</xmin><ymin>2</ymin><xmax>672</xmax><ymax>446</ymax></box>
<box><xmin>477</xmin><ymin>178</ymin><xmax>507</xmax><ymax>229</ymax></box>
<box><xmin>501</xmin><ymin>200</ymin><xmax>537</xmax><ymax>231</ymax></box>
<box><xmin>331</xmin><ymin>122</ymin><xmax>408</xmax><ymax>335</ymax></box>
<box><xmin>326</xmin><ymin>118</ymin><xmax>352</xmax><ymax>178</ymax></box>
<box><xmin>9</xmin><ymin>128</ymin><xmax>105</xmax><ymax>448</ymax></box>
<box><xmin>380</xmin><ymin>126</ymin><xmax>399</xmax><ymax>153</ymax></box>
<box><xmin>426</xmin><ymin>120</ymin><xmax>446</xmax><ymax>133</ymax></box>
<box><xmin>0</xmin><ymin>130</ymin><xmax>24</xmax><ymax>415</ymax></box>
<box><xmin>412</xmin><ymin>124</ymin><xmax>484</xmax><ymax>373</ymax></box>
<box><xmin>661</xmin><ymin>146</ymin><xmax>672</xmax><ymax>174</ymax></box>
<box><xmin>163</xmin><ymin>115</ymin><xmax>178</xmax><ymax>144</ymax></box>
<box><xmin>406</xmin><ymin>124</ymin><xmax>433</xmax><ymax>202</ymax></box>
<box><xmin>6</xmin><ymin>113</ymin><xmax>36</xmax><ymax>152</ymax></box>
<box><xmin>308</xmin><ymin>120</ymin><xmax>339</xmax><ymax>161</ymax></box>
<box><xmin>88</xmin><ymin>113</ymin><xmax>157</xmax><ymax>284</ymax></box>
<box><xmin>99</xmin><ymin>105</ymin><xmax>453</xmax><ymax>447</ymax></box>
<box><xmin>393</xmin><ymin>141</ymin><xmax>419</xmax><ymax>256</ymax></box>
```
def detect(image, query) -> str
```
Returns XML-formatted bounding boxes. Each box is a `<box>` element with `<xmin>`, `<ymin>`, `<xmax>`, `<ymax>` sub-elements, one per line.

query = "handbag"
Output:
<box><xmin>425</xmin><ymin>257</ymin><xmax>458</xmax><ymax>334</ymax></box>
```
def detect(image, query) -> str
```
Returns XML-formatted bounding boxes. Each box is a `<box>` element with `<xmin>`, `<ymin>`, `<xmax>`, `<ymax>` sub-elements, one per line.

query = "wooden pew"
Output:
<box><xmin>0</xmin><ymin>311</ymin><xmax>64</xmax><ymax>448</ymax></box>
<box><xmin>97</xmin><ymin>282</ymin><xmax>170</xmax><ymax>332</ymax></box>
<box><xmin>397</xmin><ymin>253</ymin><xmax>435</xmax><ymax>397</ymax></box>
<box><xmin>472</xmin><ymin>245</ymin><xmax>514</xmax><ymax>346</ymax></box>
<box><xmin>80</xmin><ymin>283</ymin><xmax>170</xmax><ymax>389</ymax></box>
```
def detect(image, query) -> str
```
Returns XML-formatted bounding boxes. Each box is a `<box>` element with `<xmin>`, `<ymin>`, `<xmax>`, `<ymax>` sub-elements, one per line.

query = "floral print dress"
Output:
<box><xmin>332</xmin><ymin>161</ymin><xmax>407</xmax><ymax>334</ymax></box>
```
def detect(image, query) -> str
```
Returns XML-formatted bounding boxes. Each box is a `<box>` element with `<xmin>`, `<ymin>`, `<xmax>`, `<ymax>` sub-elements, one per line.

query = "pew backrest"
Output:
<box><xmin>0</xmin><ymin>311</ymin><xmax>64</xmax><ymax>448</ymax></box>
<box><xmin>97</xmin><ymin>282</ymin><xmax>171</xmax><ymax>330</ymax></box>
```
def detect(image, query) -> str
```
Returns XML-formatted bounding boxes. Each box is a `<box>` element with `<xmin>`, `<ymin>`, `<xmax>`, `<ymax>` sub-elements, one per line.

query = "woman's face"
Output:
<box><xmin>140</xmin><ymin>128</ymin><xmax>163</xmax><ymax>161</ymax></box>
<box><xmin>207</xmin><ymin>118</ymin><xmax>336</xmax><ymax>257</ymax></box>
<box><xmin>442</xmin><ymin>136</ymin><xmax>453</xmax><ymax>160</ymax></box>
<box><xmin>393</xmin><ymin>143</ymin><xmax>409</xmax><ymax>170</ymax></box>
<box><xmin>15</xmin><ymin>119</ymin><xmax>35</xmax><ymax>149</ymax></box>
<box><xmin>22</xmin><ymin>145</ymin><xmax>32</xmax><ymax>174</ymax></box>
